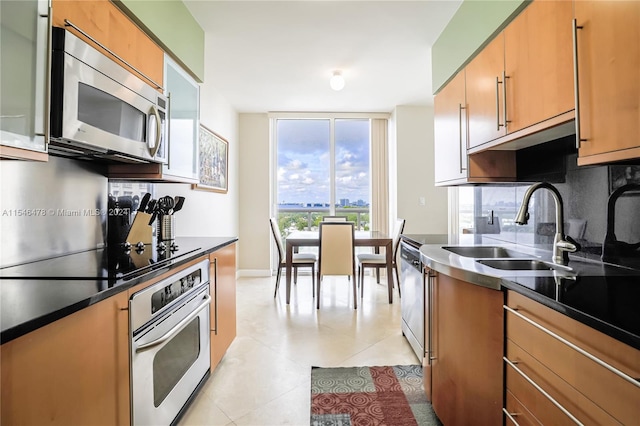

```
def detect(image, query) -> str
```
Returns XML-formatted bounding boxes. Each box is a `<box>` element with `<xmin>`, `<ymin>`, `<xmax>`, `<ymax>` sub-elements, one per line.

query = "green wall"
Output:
<box><xmin>115</xmin><ymin>0</ymin><xmax>204</xmax><ymax>82</ymax></box>
<box><xmin>432</xmin><ymin>0</ymin><xmax>528</xmax><ymax>94</ymax></box>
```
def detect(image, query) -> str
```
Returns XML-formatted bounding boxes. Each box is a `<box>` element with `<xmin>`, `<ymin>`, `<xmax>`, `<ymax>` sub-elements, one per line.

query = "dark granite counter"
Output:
<box><xmin>0</xmin><ymin>237</ymin><xmax>237</xmax><ymax>344</ymax></box>
<box><xmin>420</xmin><ymin>243</ymin><xmax>640</xmax><ymax>351</ymax></box>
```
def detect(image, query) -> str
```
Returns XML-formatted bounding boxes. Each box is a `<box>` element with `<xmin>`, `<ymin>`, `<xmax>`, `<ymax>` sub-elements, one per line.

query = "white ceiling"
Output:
<box><xmin>183</xmin><ymin>1</ymin><xmax>462</xmax><ymax>113</ymax></box>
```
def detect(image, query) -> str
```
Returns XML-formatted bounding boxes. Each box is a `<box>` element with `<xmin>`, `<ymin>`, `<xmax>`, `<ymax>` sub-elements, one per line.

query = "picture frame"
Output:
<box><xmin>608</xmin><ymin>165</ymin><xmax>640</xmax><ymax>195</ymax></box>
<box><xmin>193</xmin><ymin>125</ymin><xmax>229</xmax><ymax>193</ymax></box>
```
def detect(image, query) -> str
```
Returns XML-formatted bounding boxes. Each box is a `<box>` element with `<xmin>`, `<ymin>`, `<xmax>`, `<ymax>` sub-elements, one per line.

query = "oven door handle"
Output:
<box><xmin>135</xmin><ymin>294</ymin><xmax>211</xmax><ymax>352</ymax></box>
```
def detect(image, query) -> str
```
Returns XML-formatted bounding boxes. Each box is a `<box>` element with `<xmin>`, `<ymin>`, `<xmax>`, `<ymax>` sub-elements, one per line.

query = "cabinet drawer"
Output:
<box><xmin>504</xmin><ymin>390</ymin><xmax>541</xmax><ymax>426</ymax></box>
<box><xmin>506</xmin><ymin>339</ymin><xmax>620</xmax><ymax>425</ymax></box>
<box><xmin>506</xmin><ymin>291</ymin><xmax>640</xmax><ymax>425</ymax></box>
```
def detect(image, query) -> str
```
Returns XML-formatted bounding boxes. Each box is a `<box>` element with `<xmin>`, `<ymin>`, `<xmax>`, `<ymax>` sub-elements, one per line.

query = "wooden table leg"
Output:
<box><xmin>286</xmin><ymin>242</ymin><xmax>294</xmax><ymax>304</ymax></box>
<box><xmin>386</xmin><ymin>241</ymin><xmax>393</xmax><ymax>304</ymax></box>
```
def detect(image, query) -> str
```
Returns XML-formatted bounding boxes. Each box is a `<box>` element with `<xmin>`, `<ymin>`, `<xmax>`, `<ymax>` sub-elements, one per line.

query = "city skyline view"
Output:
<box><xmin>276</xmin><ymin>119</ymin><xmax>370</xmax><ymax>205</ymax></box>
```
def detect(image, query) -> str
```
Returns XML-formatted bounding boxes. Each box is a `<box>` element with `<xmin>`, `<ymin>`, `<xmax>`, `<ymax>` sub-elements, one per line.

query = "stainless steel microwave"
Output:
<box><xmin>49</xmin><ymin>27</ymin><xmax>167</xmax><ymax>164</ymax></box>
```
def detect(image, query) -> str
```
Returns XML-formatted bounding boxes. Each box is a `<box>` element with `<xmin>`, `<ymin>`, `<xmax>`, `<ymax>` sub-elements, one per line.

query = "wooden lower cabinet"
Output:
<box><xmin>0</xmin><ymin>293</ymin><xmax>130</xmax><ymax>426</ymax></box>
<box><xmin>505</xmin><ymin>290</ymin><xmax>640</xmax><ymax>425</ymax></box>
<box><xmin>427</xmin><ymin>272</ymin><xmax>504</xmax><ymax>426</ymax></box>
<box><xmin>210</xmin><ymin>243</ymin><xmax>237</xmax><ymax>369</ymax></box>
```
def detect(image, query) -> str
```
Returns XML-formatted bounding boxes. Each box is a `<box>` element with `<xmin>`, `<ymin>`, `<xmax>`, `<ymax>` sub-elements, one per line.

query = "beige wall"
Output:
<box><xmin>237</xmin><ymin>113</ymin><xmax>271</xmax><ymax>275</ymax></box>
<box><xmin>393</xmin><ymin>105</ymin><xmax>448</xmax><ymax>234</ymax></box>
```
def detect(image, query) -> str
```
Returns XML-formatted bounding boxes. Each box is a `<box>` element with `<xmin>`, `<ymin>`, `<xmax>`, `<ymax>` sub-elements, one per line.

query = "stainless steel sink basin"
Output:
<box><xmin>476</xmin><ymin>259</ymin><xmax>572</xmax><ymax>272</ymax></box>
<box><xmin>443</xmin><ymin>246</ymin><xmax>532</xmax><ymax>259</ymax></box>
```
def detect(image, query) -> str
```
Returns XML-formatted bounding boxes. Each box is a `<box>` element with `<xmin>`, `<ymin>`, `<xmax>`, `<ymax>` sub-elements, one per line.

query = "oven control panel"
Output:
<box><xmin>130</xmin><ymin>259</ymin><xmax>210</xmax><ymax>332</ymax></box>
<box><xmin>150</xmin><ymin>269</ymin><xmax>201</xmax><ymax>313</ymax></box>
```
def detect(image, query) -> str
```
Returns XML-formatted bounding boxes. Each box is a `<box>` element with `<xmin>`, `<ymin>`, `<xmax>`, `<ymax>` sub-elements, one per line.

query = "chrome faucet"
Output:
<box><xmin>515</xmin><ymin>182</ymin><xmax>579</xmax><ymax>265</ymax></box>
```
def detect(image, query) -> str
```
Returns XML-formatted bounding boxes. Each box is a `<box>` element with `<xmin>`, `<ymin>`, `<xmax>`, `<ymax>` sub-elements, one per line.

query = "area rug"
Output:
<box><xmin>310</xmin><ymin>365</ymin><xmax>441</xmax><ymax>426</ymax></box>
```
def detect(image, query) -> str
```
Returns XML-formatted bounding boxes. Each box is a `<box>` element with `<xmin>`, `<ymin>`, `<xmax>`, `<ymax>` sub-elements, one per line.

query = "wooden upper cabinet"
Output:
<box><xmin>434</xmin><ymin>70</ymin><xmax>467</xmax><ymax>184</ymax></box>
<box><xmin>575</xmin><ymin>0</ymin><xmax>640</xmax><ymax>165</ymax></box>
<box><xmin>466</xmin><ymin>33</ymin><xmax>506</xmax><ymax>148</ymax></box>
<box><xmin>504</xmin><ymin>0</ymin><xmax>574</xmax><ymax>133</ymax></box>
<box><xmin>51</xmin><ymin>0</ymin><xmax>164</xmax><ymax>91</ymax></box>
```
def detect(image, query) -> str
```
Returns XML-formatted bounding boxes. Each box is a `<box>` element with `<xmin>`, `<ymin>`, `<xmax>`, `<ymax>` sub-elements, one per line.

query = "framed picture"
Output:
<box><xmin>608</xmin><ymin>165</ymin><xmax>640</xmax><ymax>195</ymax></box>
<box><xmin>193</xmin><ymin>125</ymin><xmax>229</xmax><ymax>193</ymax></box>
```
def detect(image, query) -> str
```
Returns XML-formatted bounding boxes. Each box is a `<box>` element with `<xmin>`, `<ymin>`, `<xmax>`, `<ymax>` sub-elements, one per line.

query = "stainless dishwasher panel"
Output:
<box><xmin>400</xmin><ymin>241</ymin><xmax>425</xmax><ymax>360</ymax></box>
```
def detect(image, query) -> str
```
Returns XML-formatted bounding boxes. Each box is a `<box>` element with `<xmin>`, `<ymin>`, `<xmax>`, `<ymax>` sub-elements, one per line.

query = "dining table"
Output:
<box><xmin>284</xmin><ymin>230</ymin><xmax>394</xmax><ymax>305</ymax></box>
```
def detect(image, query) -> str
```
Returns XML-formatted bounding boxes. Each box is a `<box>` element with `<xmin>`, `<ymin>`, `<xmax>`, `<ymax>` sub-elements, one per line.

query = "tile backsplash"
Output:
<box><xmin>459</xmin><ymin>153</ymin><xmax>640</xmax><ymax>262</ymax></box>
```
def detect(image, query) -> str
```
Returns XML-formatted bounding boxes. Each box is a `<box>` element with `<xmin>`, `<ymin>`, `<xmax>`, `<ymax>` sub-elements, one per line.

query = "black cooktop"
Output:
<box><xmin>0</xmin><ymin>242</ymin><xmax>200</xmax><ymax>281</ymax></box>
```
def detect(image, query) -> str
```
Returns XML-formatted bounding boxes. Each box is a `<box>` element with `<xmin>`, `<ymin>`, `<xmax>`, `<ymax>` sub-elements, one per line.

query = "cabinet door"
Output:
<box><xmin>504</xmin><ymin>0</ymin><xmax>574</xmax><ymax>133</ymax></box>
<box><xmin>575</xmin><ymin>0</ymin><xmax>640</xmax><ymax>165</ymax></box>
<box><xmin>51</xmin><ymin>0</ymin><xmax>164</xmax><ymax>91</ymax></box>
<box><xmin>434</xmin><ymin>71</ymin><xmax>467</xmax><ymax>184</ymax></box>
<box><xmin>0</xmin><ymin>293</ymin><xmax>130</xmax><ymax>425</ymax></box>
<box><xmin>431</xmin><ymin>274</ymin><xmax>504</xmax><ymax>426</ymax></box>
<box><xmin>0</xmin><ymin>0</ymin><xmax>49</xmax><ymax>160</ymax></box>
<box><xmin>163</xmin><ymin>55</ymin><xmax>200</xmax><ymax>183</ymax></box>
<box><xmin>466</xmin><ymin>34</ymin><xmax>506</xmax><ymax>148</ymax></box>
<box><xmin>210</xmin><ymin>243</ymin><xmax>237</xmax><ymax>369</ymax></box>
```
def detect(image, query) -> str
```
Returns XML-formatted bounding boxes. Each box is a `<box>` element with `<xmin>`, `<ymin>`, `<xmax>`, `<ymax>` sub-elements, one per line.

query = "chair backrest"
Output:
<box><xmin>269</xmin><ymin>218</ymin><xmax>285</xmax><ymax>263</ymax></box>
<box><xmin>319</xmin><ymin>222</ymin><xmax>354</xmax><ymax>276</ymax></box>
<box><xmin>392</xmin><ymin>218</ymin><xmax>406</xmax><ymax>257</ymax></box>
<box><xmin>322</xmin><ymin>215</ymin><xmax>347</xmax><ymax>222</ymax></box>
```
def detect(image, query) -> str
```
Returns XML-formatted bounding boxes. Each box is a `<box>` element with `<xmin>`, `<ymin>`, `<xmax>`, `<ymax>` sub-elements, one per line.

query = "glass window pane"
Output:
<box><xmin>276</xmin><ymin>119</ymin><xmax>330</xmax><ymax>234</ymax></box>
<box><xmin>335</xmin><ymin>119</ymin><xmax>370</xmax><ymax>229</ymax></box>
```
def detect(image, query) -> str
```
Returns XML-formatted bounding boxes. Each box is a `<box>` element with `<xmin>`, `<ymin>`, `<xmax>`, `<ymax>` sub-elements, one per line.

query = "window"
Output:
<box><xmin>274</xmin><ymin>117</ymin><xmax>371</xmax><ymax>234</ymax></box>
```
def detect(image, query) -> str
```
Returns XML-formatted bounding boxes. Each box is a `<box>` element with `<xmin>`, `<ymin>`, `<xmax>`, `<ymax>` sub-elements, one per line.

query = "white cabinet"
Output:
<box><xmin>163</xmin><ymin>55</ymin><xmax>200</xmax><ymax>183</ymax></box>
<box><xmin>0</xmin><ymin>0</ymin><xmax>50</xmax><ymax>160</ymax></box>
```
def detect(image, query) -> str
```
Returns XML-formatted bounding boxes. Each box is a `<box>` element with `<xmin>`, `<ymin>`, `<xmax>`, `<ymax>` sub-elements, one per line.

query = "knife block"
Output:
<box><xmin>126</xmin><ymin>212</ymin><xmax>153</xmax><ymax>244</ymax></box>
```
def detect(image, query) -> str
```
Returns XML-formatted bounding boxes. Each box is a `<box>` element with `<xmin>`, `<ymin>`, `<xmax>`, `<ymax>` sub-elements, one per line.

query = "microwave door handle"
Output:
<box><xmin>148</xmin><ymin>105</ymin><xmax>161</xmax><ymax>158</ymax></box>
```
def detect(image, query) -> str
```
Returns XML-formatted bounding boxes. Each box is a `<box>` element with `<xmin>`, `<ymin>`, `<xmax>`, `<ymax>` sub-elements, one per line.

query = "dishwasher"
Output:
<box><xmin>400</xmin><ymin>240</ymin><xmax>425</xmax><ymax>360</ymax></box>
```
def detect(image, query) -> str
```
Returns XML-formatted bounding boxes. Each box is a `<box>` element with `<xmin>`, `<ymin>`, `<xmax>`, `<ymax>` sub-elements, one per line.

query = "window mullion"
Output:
<box><xmin>329</xmin><ymin>118</ymin><xmax>336</xmax><ymax>216</ymax></box>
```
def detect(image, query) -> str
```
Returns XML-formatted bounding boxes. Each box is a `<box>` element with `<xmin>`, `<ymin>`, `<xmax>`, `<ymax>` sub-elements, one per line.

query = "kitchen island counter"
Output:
<box><xmin>0</xmin><ymin>236</ymin><xmax>237</xmax><ymax>344</ymax></box>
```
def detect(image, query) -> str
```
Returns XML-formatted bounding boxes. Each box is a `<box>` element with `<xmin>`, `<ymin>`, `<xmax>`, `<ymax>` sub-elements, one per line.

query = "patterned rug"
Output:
<box><xmin>310</xmin><ymin>365</ymin><xmax>441</xmax><ymax>426</ymax></box>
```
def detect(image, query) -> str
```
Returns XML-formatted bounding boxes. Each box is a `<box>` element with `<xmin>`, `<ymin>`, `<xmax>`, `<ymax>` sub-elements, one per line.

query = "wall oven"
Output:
<box><xmin>130</xmin><ymin>259</ymin><xmax>211</xmax><ymax>425</ymax></box>
<box><xmin>49</xmin><ymin>27</ymin><xmax>167</xmax><ymax>164</ymax></box>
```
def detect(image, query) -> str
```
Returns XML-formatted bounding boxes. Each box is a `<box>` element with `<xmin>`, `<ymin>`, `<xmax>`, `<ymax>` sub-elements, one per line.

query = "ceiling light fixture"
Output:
<box><xmin>330</xmin><ymin>71</ymin><xmax>345</xmax><ymax>91</ymax></box>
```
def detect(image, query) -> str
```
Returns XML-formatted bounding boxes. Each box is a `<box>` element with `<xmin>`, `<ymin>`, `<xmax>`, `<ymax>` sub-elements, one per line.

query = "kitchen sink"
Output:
<box><xmin>443</xmin><ymin>246</ymin><xmax>533</xmax><ymax>259</ymax></box>
<box><xmin>476</xmin><ymin>259</ymin><xmax>572</xmax><ymax>272</ymax></box>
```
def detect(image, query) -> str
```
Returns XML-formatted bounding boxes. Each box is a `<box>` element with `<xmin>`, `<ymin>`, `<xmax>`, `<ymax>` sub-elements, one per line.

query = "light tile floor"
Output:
<box><xmin>179</xmin><ymin>273</ymin><xmax>420</xmax><ymax>426</ymax></box>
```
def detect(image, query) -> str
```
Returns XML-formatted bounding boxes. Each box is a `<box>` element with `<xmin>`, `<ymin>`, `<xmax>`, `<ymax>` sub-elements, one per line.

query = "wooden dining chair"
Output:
<box><xmin>317</xmin><ymin>221</ymin><xmax>357</xmax><ymax>309</ymax></box>
<box><xmin>357</xmin><ymin>218</ymin><xmax>405</xmax><ymax>299</ymax></box>
<box><xmin>269</xmin><ymin>218</ymin><xmax>317</xmax><ymax>298</ymax></box>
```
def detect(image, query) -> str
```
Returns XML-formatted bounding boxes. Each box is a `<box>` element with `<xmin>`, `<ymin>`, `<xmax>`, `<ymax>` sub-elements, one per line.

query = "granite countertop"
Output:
<box><xmin>419</xmin><ymin>242</ymin><xmax>640</xmax><ymax>351</ymax></box>
<box><xmin>0</xmin><ymin>236</ymin><xmax>237</xmax><ymax>344</ymax></box>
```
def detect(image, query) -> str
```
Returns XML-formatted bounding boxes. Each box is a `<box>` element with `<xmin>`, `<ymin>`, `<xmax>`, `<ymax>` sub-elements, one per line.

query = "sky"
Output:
<box><xmin>276</xmin><ymin>119</ymin><xmax>370</xmax><ymax>205</ymax></box>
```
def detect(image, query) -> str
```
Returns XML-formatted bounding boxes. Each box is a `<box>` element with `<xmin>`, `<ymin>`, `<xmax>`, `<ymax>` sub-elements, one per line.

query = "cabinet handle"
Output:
<box><xmin>35</xmin><ymin>0</ymin><xmax>51</xmax><ymax>139</ymax></box>
<box><xmin>213</xmin><ymin>258</ymin><xmax>218</xmax><ymax>335</ymax></box>
<box><xmin>504</xmin><ymin>357</ymin><xmax>584</xmax><ymax>425</ymax></box>
<box><xmin>426</xmin><ymin>270</ymin><xmax>437</xmax><ymax>364</ymax></box>
<box><xmin>572</xmin><ymin>19</ymin><xmax>586</xmax><ymax>149</ymax></box>
<box><xmin>502</xmin><ymin>408</ymin><xmax>520</xmax><ymax>426</ymax></box>
<box><xmin>63</xmin><ymin>19</ymin><xmax>164</xmax><ymax>91</ymax></box>
<box><xmin>502</xmin><ymin>71</ymin><xmax>510</xmax><ymax>130</ymax></box>
<box><xmin>166</xmin><ymin>93</ymin><xmax>172</xmax><ymax>168</ymax></box>
<box><xmin>504</xmin><ymin>305</ymin><xmax>640</xmax><ymax>389</ymax></box>
<box><xmin>458</xmin><ymin>104</ymin><xmax>467</xmax><ymax>173</ymax></box>
<box><xmin>496</xmin><ymin>76</ymin><xmax>503</xmax><ymax>130</ymax></box>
